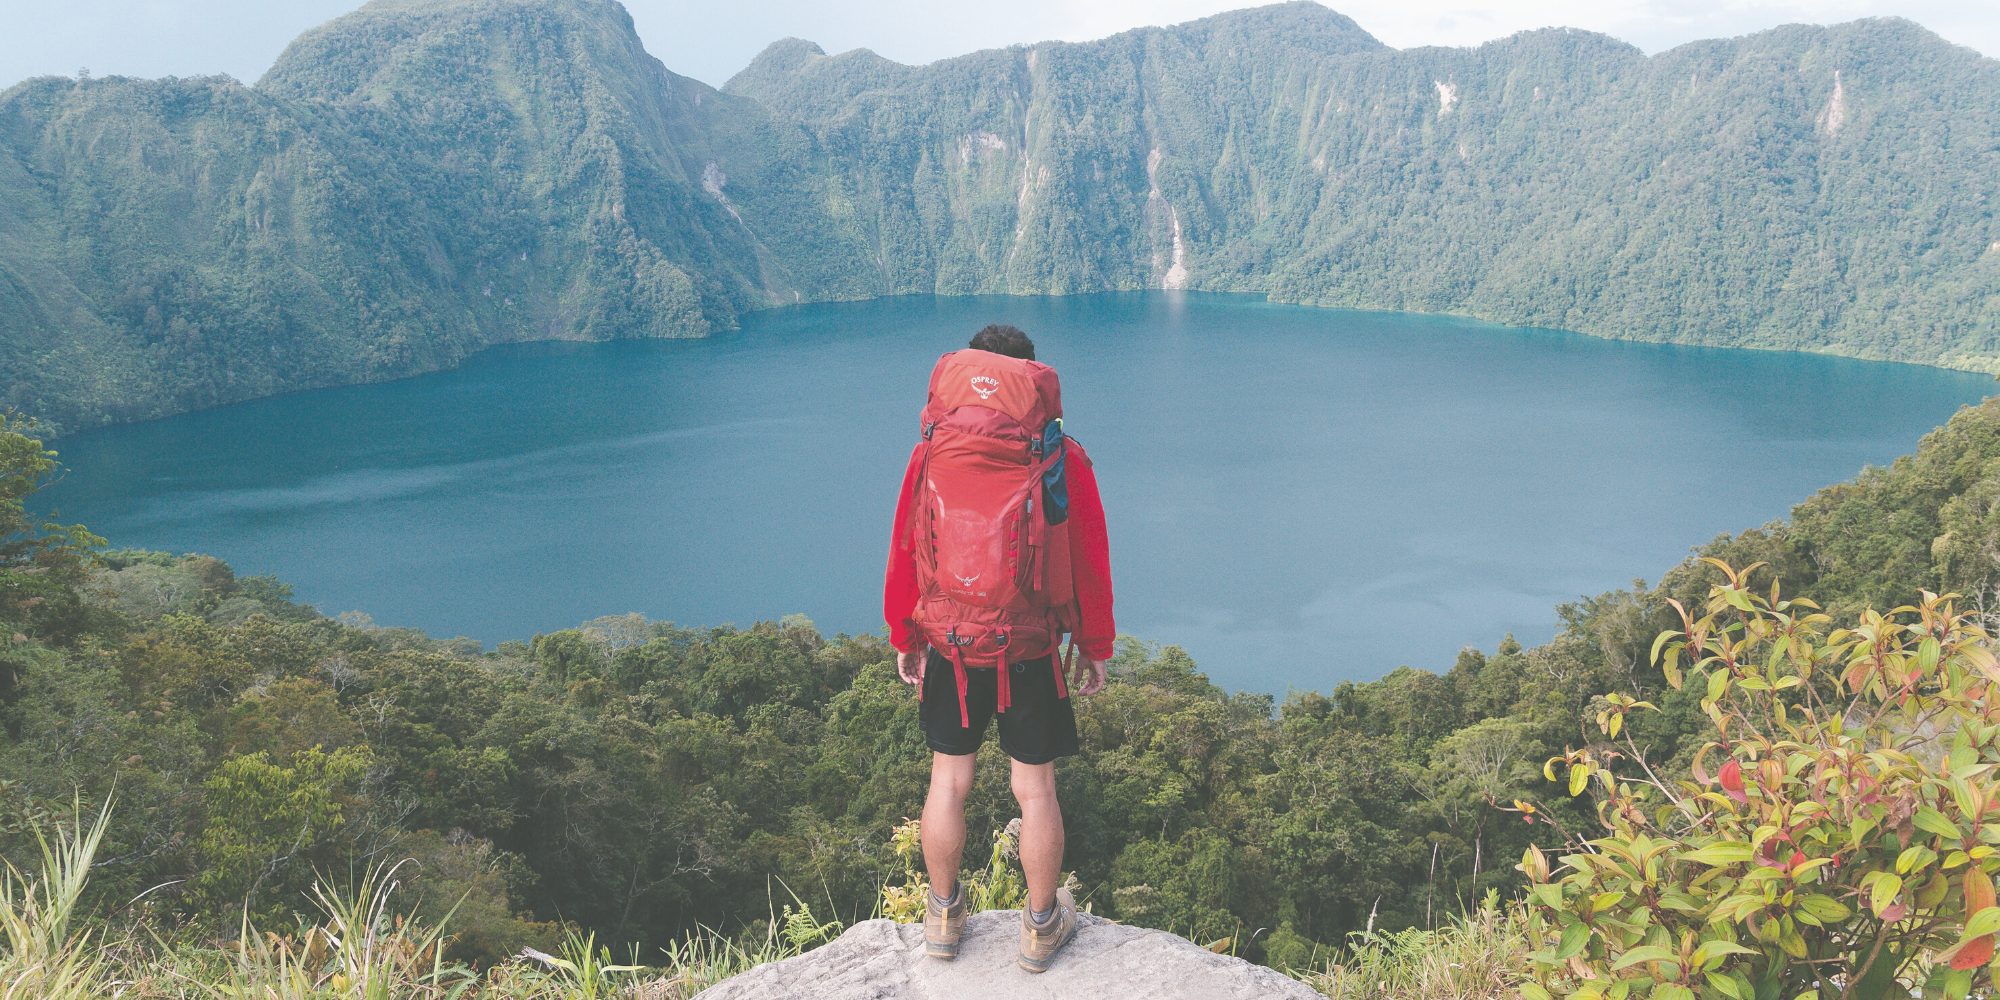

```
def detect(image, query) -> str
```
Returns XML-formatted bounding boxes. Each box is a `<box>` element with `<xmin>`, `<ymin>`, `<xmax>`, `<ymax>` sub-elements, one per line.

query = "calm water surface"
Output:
<box><xmin>41</xmin><ymin>293</ymin><xmax>1999</xmax><ymax>694</ymax></box>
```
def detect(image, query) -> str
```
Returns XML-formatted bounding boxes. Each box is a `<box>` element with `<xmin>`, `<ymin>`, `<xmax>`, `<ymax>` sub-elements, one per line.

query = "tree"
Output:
<box><xmin>0</xmin><ymin>413</ymin><xmax>100</xmax><ymax>640</ymax></box>
<box><xmin>193</xmin><ymin>745</ymin><xmax>371</xmax><ymax>921</ymax></box>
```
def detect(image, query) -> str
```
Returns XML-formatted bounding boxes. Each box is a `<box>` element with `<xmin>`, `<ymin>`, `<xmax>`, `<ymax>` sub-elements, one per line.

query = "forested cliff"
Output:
<box><xmin>1</xmin><ymin>0</ymin><xmax>1996</xmax><ymax>432</ymax></box>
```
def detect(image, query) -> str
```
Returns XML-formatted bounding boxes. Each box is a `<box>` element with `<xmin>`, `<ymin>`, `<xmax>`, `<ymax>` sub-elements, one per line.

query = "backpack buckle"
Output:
<box><xmin>1029</xmin><ymin>436</ymin><xmax>1044</xmax><ymax>457</ymax></box>
<box><xmin>945</xmin><ymin>628</ymin><xmax>973</xmax><ymax>647</ymax></box>
<box><xmin>922</xmin><ymin>422</ymin><xmax>935</xmax><ymax>440</ymax></box>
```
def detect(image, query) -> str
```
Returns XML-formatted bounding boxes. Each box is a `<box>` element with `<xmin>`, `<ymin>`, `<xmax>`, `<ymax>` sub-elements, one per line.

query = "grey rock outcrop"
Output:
<box><xmin>694</xmin><ymin>910</ymin><xmax>1321</xmax><ymax>999</ymax></box>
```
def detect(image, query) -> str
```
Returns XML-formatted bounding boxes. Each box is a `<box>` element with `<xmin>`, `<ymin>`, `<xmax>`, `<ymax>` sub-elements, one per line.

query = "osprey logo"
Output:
<box><xmin>968</xmin><ymin>376</ymin><xmax>1000</xmax><ymax>400</ymax></box>
<box><xmin>954</xmin><ymin>572</ymin><xmax>981</xmax><ymax>587</ymax></box>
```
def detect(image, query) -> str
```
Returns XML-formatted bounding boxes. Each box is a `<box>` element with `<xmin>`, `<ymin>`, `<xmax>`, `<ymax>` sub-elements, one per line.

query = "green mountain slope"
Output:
<box><xmin>1</xmin><ymin>0</ymin><xmax>1996</xmax><ymax>432</ymax></box>
<box><xmin>0</xmin><ymin>0</ymin><xmax>863</xmax><ymax>431</ymax></box>
<box><xmin>726</xmin><ymin>4</ymin><xmax>2000</xmax><ymax>361</ymax></box>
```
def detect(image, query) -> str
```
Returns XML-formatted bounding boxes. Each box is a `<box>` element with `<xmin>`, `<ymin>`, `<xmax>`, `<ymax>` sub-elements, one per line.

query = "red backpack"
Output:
<box><xmin>911</xmin><ymin>349</ymin><xmax>1078</xmax><ymax>725</ymax></box>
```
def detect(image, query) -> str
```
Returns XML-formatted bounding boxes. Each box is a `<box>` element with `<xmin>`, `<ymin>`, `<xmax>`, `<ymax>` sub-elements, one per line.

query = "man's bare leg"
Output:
<box><xmin>922</xmin><ymin>751</ymin><xmax>977</xmax><ymax>898</ymax></box>
<box><xmin>1011</xmin><ymin>759</ymin><xmax>1064</xmax><ymax>913</ymax></box>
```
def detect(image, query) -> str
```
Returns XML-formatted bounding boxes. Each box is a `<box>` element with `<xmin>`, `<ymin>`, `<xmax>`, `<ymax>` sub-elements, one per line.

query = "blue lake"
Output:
<box><xmin>39</xmin><ymin>293</ymin><xmax>1999</xmax><ymax>695</ymax></box>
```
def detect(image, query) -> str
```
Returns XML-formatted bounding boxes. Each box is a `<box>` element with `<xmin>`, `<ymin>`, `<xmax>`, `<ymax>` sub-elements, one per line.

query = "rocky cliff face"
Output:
<box><xmin>693</xmin><ymin>910</ymin><xmax>1321</xmax><ymax>1000</ymax></box>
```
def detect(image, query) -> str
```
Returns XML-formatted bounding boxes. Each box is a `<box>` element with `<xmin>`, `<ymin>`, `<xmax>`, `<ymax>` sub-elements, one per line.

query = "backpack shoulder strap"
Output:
<box><xmin>909</xmin><ymin>439</ymin><xmax>938</xmax><ymax>592</ymax></box>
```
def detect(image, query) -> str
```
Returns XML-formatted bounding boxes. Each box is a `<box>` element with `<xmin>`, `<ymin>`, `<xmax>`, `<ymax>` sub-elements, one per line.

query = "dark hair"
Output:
<box><xmin>969</xmin><ymin>324</ymin><xmax>1035</xmax><ymax>360</ymax></box>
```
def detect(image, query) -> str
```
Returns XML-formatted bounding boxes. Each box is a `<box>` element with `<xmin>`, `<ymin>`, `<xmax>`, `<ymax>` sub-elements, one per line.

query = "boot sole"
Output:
<box><xmin>925</xmin><ymin>941</ymin><xmax>960</xmax><ymax>959</ymax></box>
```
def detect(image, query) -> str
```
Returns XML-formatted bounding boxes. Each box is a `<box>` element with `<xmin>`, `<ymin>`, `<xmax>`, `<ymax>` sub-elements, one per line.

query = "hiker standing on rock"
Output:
<box><xmin>884</xmin><ymin>324</ymin><xmax>1115</xmax><ymax>973</ymax></box>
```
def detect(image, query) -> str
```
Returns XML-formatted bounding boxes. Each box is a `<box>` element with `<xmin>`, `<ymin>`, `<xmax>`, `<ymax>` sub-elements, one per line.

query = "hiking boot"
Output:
<box><xmin>1017</xmin><ymin>886</ymin><xmax>1078</xmax><ymax>973</ymax></box>
<box><xmin>924</xmin><ymin>885</ymin><xmax>966</xmax><ymax>959</ymax></box>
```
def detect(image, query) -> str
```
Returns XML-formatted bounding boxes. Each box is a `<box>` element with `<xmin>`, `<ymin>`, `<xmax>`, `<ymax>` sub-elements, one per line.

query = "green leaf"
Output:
<box><xmin>1850</xmin><ymin>815</ymin><xmax>1881</xmax><ymax>851</ymax></box>
<box><xmin>1953</xmin><ymin>778</ymin><xmax>1981</xmax><ymax>820</ymax></box>
<box><xmin>1613</xmin><ymin>946</ymin><xmax>1680</xmax><ymax>969</ymax></box>
<box><xmin>1964</xmin><ymin>905</ymin><xmax>2000</xmax><ymax>939</ymax></box>
<box><xmin>1709</xmin><ymin>971</ymin><xmax>1745</xmax><ymax>999</ymax></box>
<box><xmin>1870</xmin><ymin>873</ymin><xmax>1904</xmax><ymax>917</ymax></box>
<box><xmin>1570</xmin><ymin>764</ymin><xmax>1590</xmax><ymax>797</ymax></box>
<box><xmin>1656</xmin><ymin>988</ymin><xmax>1696</xmax><ymax>1000</ymax></box>
<box><xmin>1944</xmin><ymin>967</ymin><xmax>1972</xmax><ymax>1000</ymax></box>
<box><xmin>1698</xmin><ymin>940</ymin><xmax>1759</xmax><ymax>959</ymax></box>
<box><xmin>1715</xmin><ymin>893</ymin><xmax>1768</xmax><ymax>922</ymax></box>
<box><xmin>1798</xmin><ymin>892</ymin><xmax>1850</xmax><ymax>922</ymax></box>
<box><xmin>1680</xmin><ymin>842</ymin><xmax>1754</xmax><ymax>866</ymax></box>
<box><xmin>1651</xmin><ymin>629</ymin><xmax>1676</xmax><ymax>664</ymax></box>
<box><xmin>1918</xmin><ymin>807</ymin><xmax>1963</xmax><ymax>840</ymax></box>
<box><xmin>1555</xmin><ymin>921</ymin><xmax>1591</xmax><ymax>960</ymax></box>
<box><xmin>1520</xmin><ymin>984</ymin><xmax>1554</xmax><ymax>1000</ymax></box>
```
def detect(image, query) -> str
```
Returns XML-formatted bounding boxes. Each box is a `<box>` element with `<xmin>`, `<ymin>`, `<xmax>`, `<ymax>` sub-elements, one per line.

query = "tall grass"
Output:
<box><xmin>1294</xmin><ymin>896</ymin><xmax>1526</xmax><ymax>1000</ymax></box>
<box><xmin>186</xmin><ymin>860</ymin><xmax>474</xmax><ymax>1000</ymax></box>
<box><xmin>0</xmin><ymin>800</ymin><xmax>838</xmax><ymax>1000</ymax></box>
<box><xmin>0</xmin><ymin>795</ymin><xmax>111</xmax><ymax>1000</ymax></box>
<box><xmin>636</xmin><ymin>916</ymin><xmax>825</xmax><ymax>1000</ymax></box>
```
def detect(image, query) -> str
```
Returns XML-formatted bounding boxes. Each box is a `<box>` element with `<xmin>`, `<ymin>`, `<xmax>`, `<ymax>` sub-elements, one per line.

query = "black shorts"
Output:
<box><xmin>920</xmin><ymin>649</ymin><xmax>1080</xmax><ymax>765</ymax></box>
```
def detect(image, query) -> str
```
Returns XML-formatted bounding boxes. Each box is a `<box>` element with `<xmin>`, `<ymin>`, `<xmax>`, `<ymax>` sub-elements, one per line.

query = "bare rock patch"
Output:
<box><xmin>695</xmin><ymin>910</ymin><xmax>1320</xmax><ymax>999</ymax></box>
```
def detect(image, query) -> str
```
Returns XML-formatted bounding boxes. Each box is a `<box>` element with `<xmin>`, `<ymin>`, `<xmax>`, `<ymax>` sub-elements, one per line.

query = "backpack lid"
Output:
<box><xmin>923</xmin><ymin>349</ymin><xmax>1062</xmax><ymax>431</ymax></box>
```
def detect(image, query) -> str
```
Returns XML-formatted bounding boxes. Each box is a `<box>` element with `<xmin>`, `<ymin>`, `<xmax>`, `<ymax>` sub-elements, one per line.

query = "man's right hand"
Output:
<box><xmin>897</xmin><ymin>649</ymin><xmax>924</xmax><ymax>685</ymax></box>
<box><xmin>1073</xmin><ymin>656</ymin><xmax>1108</xmax><ymax>696</ymax></box>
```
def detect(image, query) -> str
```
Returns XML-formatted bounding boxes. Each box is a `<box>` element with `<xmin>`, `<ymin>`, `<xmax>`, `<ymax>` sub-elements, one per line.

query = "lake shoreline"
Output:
<box><xmin>39</xmin><ymin>291</ymin><xmax>2000</xmax><ymax>442</ymax></box>
<box><xmin>42</xmin><ymin>293</ymin><xmax>1997</xmax><ymax>693</ymax></box>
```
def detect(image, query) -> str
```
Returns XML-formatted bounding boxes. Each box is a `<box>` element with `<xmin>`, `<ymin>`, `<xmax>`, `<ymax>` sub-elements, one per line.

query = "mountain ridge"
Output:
<box><xmin>724</xmin><ymin>7</ymin><xmax>1999</xmax><ymax>358</ymax></box>
<box><xmin>0</xmin><ymin>0</ymin><xmax>1994</xmax><ymax>433</ymax></box>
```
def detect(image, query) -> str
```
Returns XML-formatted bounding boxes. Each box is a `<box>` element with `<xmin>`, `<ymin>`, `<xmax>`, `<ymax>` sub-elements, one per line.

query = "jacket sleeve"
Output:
<box><xmin>1064</xmin><ymin>440</ymin><xmax>1117</xmax><ymax>660</ymax></box>
<box><xmin>883</xmin><ymin>442</ymin><xmax>926</xmax><ymax>653</ymax></box>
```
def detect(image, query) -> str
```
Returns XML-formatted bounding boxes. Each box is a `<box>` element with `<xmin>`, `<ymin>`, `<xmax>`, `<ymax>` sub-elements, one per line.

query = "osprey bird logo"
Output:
<box><xmin>954</xmin><ymin>572</ymin><xmax>981</xmax><ymax>586</ymax></box>
<box><xmin>969</xmin><ymin>376</ymin><xmax>1000</xmax><ymax>400</ymax></box>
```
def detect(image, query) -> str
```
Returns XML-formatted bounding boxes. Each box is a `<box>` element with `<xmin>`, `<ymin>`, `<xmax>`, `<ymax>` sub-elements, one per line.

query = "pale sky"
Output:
<box><xmin>0</xmin><ymin>0</ymin><xmax>1989</xmax><ymax>93</ymax></box>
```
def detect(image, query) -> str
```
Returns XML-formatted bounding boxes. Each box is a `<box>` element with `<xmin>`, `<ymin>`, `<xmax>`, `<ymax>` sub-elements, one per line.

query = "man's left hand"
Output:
<box><xmin>1072</xmin><ymin>656</ymin><xmax>1108</xmax><ymax>696</ymax></box>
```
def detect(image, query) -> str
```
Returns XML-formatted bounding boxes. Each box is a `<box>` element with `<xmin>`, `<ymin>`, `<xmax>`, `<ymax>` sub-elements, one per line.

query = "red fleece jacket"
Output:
<box><xmin>883</xmin><ymin>438</ymin><xmax>1116</xmax><ymax>661</ymax></box>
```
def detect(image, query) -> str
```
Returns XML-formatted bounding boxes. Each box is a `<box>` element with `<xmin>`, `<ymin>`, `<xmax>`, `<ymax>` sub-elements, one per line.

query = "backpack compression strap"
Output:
<box><xmin>945</xmin><ymin>643</ymin><xmax>971</xmax><ymax>730</ymax></box>
<box><xmin>996</xmin><ymin>645</ymin><xmax>1011</xmax><ymax>717</ymax></box>
<box><xmin>1056</xmin><ymin>637</ymin><xmax>1072</xmax><ymax>699</ymax></box>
